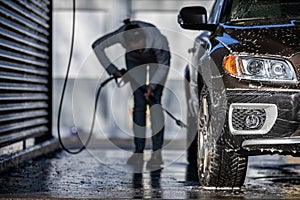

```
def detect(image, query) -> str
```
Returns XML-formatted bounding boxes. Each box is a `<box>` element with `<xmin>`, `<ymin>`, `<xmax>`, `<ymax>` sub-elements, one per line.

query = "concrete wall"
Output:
<box><xmin>52</xmin><ymin>0</ymin><xmax>214</xmax><ymax>139</ymax></box>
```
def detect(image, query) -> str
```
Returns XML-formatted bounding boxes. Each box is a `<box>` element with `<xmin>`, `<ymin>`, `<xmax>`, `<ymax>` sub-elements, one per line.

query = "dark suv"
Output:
<box><xmin>178</xmin><ymin>0</ymin><xmax>300</xmax><ymax>188</ymax></box>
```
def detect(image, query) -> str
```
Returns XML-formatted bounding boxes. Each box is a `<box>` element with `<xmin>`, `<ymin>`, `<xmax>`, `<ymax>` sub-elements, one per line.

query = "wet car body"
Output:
<box><xmin>178</xmin><ymin>0</ymin><xmax>300</xmax><ymax>188</ymax></box>
<box><xmin>216</xmin><ymin>20</ymin><xmax>300</xmax><ymax>152</ymax></box>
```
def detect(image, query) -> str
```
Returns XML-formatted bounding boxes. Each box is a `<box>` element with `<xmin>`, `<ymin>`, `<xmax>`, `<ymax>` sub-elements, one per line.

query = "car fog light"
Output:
<box><xmin>232</xmin><ymin>108</ymin><xmax>266</xmax><ymax>131</ymax></box>
<box><xmin>245</xmin><ymin>114</ymin><xmax>260</xmax><ymax>129</ymax></box>
<box><xmin>229</xmin><ymin>103</ymin><xmax>277</xmax><ymax>135</ymax></box>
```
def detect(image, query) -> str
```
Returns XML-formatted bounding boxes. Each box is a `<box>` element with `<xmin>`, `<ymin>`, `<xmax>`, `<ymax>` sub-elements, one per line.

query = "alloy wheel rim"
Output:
<box><xmin>198</xmin><ymin>94</ymin><xmax>209</xmax><ymax>178</ymax></box>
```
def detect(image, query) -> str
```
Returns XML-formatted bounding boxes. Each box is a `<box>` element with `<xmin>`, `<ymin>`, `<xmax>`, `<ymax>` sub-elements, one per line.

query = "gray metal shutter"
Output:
<box><xmin>0</xmin><ymin>0</ymin><xmax>52</xmax><ymax>150</ymax></box>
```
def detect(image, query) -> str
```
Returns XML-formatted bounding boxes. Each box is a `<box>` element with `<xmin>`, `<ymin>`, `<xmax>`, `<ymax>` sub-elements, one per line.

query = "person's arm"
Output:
<box><xmin>92</xmin><ymin>27</ymin><xmax>124</xmax><ymax>75</ymax></box>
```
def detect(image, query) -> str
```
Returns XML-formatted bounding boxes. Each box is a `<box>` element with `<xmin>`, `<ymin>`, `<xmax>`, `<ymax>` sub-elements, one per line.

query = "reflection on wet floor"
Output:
<box><xmin>1</xmin><ymin>149</ymin><xmax>300</xmax><ymax>199</ymax></box>
<box><xmin>128</xmin><ymin>154</ymin><xmax>300</xmax><ymax>199</ymax></box>
<box><xmin>244</xmin><ymin>155</ymin><xmax>300</xmax><ymax>198</ymax></box>
<box><xmin>132</xmin><ymin>170</ymin><xmax>163</xmax><ymax>199</ymax></box>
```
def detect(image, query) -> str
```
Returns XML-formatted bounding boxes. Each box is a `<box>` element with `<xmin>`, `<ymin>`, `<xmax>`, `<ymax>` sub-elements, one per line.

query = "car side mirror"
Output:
<box><xmin>178</xmin><ymin>6</ymin><xmax>216</xmax><ymax>31</ymax></box>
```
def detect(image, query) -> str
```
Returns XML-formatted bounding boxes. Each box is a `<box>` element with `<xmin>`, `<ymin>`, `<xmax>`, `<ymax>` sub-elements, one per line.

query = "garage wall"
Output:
<box><xmin>0</xmin><ymin>0</ymin><xmax>52</xmax><ymax>155</ymax></box>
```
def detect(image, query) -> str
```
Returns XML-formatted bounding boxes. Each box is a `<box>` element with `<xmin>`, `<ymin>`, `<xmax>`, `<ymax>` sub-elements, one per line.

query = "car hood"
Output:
<box><xmin>217</xmin><ymin>21</ymin><xmax>300</xmax><ymax>58</ymax></box>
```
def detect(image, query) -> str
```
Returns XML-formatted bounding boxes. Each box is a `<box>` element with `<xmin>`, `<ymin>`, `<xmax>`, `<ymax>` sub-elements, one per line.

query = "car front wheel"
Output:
<box><xmin>197</xmin><ymin>86</ymin><xmax>248</xmax><ymax>188</ymax></box>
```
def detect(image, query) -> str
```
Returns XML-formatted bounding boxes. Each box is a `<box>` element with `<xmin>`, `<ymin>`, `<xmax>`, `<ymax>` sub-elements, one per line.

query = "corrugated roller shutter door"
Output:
<box><xmin>0</xmin><ymin>0</ymin><xmax>52</xmax><ymax>148</ymax></box>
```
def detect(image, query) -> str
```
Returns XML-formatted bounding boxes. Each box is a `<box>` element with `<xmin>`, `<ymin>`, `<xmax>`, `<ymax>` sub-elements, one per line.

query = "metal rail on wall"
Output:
<box><xmin>0</xmin><ymin>0</ymin><xmax>52</xmax><ymax>154</ymax></box>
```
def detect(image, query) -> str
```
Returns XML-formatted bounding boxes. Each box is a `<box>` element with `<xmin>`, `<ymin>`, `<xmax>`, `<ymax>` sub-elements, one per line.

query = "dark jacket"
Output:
<box><xmin>92</xmin><ymin>21</ymin><xmax>170</xmax><ymax>89</ymax></box>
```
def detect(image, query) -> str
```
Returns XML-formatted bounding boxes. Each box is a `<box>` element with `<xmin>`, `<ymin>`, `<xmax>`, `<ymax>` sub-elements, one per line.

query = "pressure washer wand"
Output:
<box><xmin>163</xmin><ymin>108</ymin><xmax>188</xmax><ymax>128</ymax></box>
<box><xmin>121</xmin><ymin>71</ymin><xmax>188</xmax><ymax>128</ymax></box>
<box><xmin>142</xmin><ymin>88</ymin><xmax>188</xmax><ymax>128</ymax></box>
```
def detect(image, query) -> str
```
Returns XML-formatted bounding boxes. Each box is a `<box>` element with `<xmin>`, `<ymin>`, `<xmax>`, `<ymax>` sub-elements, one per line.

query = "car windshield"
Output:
<box><xmin>229</xmin><ymin>0</ymin><xmax>300</xmax><ymax>21</ymax></box>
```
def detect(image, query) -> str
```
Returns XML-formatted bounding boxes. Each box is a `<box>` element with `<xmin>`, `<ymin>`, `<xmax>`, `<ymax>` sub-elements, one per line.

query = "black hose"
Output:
<box><xmin>57</xmin><ymin>0</ymin><xmax>82</xmax><ymax>154</ymax></box>
<box><xmin>57</xmin><ymin>0</ymin><xmax>117</xmax><ymax>154</ymax></box>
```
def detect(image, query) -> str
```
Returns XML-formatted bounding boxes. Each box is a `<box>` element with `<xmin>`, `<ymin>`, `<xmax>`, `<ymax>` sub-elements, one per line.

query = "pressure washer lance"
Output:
<box><xmin>118</xmin><ymin>69</ymin><xmax>188</xmax><ymax>128</ymax></box>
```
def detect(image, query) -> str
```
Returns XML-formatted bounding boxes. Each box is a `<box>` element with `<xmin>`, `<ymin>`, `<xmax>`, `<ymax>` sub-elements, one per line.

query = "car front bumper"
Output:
<box><xmin>226</xmin><ymin>89</ymin><xmax>300</xmax><ymax>155</ymax></box>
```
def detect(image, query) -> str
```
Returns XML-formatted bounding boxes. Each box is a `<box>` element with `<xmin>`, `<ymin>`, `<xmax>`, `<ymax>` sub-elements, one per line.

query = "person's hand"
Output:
<box><xmin>144</xmin><ymin>85</ymin><xmax>154</xmax><ymax>102</ymax></box>
<box><xmin>113</xmin><ymin>71</ymin><xmax>123</xmax><ymax>78</ymax></box>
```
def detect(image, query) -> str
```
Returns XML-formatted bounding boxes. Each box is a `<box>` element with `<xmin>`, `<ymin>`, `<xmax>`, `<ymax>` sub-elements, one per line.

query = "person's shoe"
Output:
<box><xmin>146</xmin><ymin>152</ymin><xmax>163</xmax><ymax>170</ymax></box>
<box><xmin>126</xmin><ymin>153</ymin><xmax>144</xmax><ymax>167</ymax></box>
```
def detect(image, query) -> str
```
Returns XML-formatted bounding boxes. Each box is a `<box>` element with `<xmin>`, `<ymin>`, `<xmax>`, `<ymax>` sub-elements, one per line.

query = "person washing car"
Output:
<box><xmin>92</xmin><ymin>19</ymin><xmax>171</xmax><ymax>169</ymax></box>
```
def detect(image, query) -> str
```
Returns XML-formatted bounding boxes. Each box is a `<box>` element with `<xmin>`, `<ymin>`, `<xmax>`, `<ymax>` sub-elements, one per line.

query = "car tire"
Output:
<box><xmin>197</xmin><ymin>85</ymin><xmax>248</xmax><ymax>188</ymax></box>
<box><xmin>184</xmin><ymin>65</ymin><xmax>198</xmax><ymax>165</ymax></box>
<box><xmin>187</xmin><ymin>118</ymin><xmax>197</xmax><ymax>165</ymax></box>
<box><xmin>186</xmin><ymin>101</ymin><xmax>198</xmax><ymax>165</ymax></box>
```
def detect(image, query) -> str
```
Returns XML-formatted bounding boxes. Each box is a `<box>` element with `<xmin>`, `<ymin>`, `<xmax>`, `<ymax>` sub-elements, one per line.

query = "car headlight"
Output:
<box><xmin>223</xmin><ymin>55</ymin><xmax>297</xmax><ymax>83</ymax></box>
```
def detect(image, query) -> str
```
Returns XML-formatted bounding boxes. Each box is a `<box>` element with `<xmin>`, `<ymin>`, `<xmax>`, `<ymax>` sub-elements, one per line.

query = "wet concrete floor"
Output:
<box><xmin>1</xmin><ymin>138</ymin><xmax>300</xmax><ymax>199</ymax></box>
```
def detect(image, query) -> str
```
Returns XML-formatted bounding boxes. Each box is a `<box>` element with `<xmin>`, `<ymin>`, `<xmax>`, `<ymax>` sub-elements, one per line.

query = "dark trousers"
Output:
<box><xmin>133</xmin><ymin>85</ymin><xmax>165</xmax><ymax>153</ymax></box>
<box><xmin>125</xmin><ymin>51</ymin><xmax>165</xmax><ymax>153</ymax></box>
